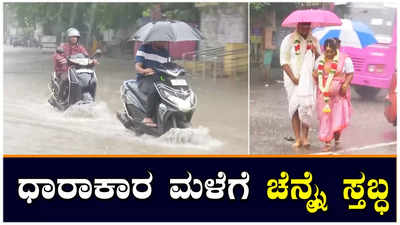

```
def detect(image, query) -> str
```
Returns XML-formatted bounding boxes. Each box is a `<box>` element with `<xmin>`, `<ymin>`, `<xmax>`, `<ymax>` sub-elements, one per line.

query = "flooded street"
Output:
<box><xmin>250</xmin><ymin>68</ymin><xmax>397</xmax><ymax>155</ymax></box>
<box><xmin>4</xmin><ymin>46</ymin><xmax>248</xmax><ymax>155</ymax></box>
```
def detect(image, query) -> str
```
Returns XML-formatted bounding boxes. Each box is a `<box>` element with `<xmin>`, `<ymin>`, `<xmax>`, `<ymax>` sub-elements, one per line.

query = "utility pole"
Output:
<box><xmin>4</xmin><ymin>4</ymin><xmax>8</xmax><ymax>44</ymax></box>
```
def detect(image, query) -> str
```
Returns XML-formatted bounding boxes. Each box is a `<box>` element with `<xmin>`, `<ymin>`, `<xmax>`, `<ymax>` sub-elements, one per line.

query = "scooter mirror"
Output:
<box><xmin>93</xmin><ymin>49</ymin><xmax>102</xmax><ymax>58</ymax></box>
<box><xmin>56</xmin><ymin>46</ymin><xmax>64</xmax><ymax>54</ymax></box>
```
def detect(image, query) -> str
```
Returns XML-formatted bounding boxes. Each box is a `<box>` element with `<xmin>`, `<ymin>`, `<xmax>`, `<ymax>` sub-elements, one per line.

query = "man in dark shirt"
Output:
<box><xmin>135</xmin><ymin>41</ymin><xmax>170</xmax><ymax>127</ymax></box>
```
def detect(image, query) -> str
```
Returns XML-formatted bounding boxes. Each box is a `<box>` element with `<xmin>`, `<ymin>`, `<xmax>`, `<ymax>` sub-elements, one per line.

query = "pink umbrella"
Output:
<box><xmin>282</xmin><ymin>9</ymin><xmax>342</xmax><ymax>28</ymax></box>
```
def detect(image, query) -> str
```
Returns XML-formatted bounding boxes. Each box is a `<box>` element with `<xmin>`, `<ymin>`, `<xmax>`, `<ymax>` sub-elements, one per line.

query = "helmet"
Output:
<box><xmin>66</xmin><ymin>27</ymin><xmax>80</xmax><ymax>38</ymax></box>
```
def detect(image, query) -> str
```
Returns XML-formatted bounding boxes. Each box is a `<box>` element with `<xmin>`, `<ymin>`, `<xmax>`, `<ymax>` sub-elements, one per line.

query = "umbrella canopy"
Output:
<box><xmin>132</xmin><ymin>20</ymin><xmax>205</xmax><ymax>42</ymax></box>
<box><xmin>312</xmin><ymin>19</ymin><xmax>377</xmax><ymax>48</ymax></box>
<box><xmin>282</xmin><ymin>9</ymin><xmax>342</xmax><ymax>28</ymax></box>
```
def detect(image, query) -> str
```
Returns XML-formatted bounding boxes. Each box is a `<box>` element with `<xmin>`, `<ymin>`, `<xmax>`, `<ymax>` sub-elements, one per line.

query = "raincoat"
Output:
<box><xmin>53</xmin><ymin>43</ymin><xmax>88</xmax><ymax>76</ymax></box>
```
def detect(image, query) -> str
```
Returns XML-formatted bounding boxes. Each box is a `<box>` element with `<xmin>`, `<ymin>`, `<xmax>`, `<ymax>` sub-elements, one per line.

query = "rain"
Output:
<box><xmin>250</xmin><ymin>2</ymin><xmax>396</xmax><ymax>155</ymax></box>
<box><xmin>4</xmin><ymin>3</ymin><xmax>249</xmax><ymax>155</ymax></box>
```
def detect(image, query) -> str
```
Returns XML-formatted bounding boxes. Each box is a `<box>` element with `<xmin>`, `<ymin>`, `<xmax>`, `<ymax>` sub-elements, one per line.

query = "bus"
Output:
<box><xmin>334</xmin><ymin>3</ymin><xmax>397</xmax><ymax>98</ymax></box>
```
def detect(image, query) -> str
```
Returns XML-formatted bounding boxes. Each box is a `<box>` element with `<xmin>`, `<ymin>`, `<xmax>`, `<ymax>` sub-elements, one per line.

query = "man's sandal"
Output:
<box><xmin>142</xmin><ymin>121</ymin><xmax>157</xmax><ymax>128</ymax></box>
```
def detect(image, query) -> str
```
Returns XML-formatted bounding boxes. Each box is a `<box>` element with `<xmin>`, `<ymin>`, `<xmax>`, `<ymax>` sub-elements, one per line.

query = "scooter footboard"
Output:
<box><xmin>125</xmin><ymin>103</ymin><xmax>146</xmax><ymax>121</ymax></box>
<box><xmin>87</xmin><ymin>75</ymin><xmax>97</xmax><ymax>100</ymax></box>
<box><xmin>68</xmin><ymin>80</ymin><xmax>82</xmax><ymax>105</ymax></box>
<box><xmin>121</xmin><ymin>85</ymin><xmax>146</xmax><ymax>113</ymax></box>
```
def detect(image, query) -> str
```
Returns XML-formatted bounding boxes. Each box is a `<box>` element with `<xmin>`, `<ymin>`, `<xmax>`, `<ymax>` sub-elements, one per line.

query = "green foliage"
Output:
<box><xmin>250</xmin><ymin>3</ymin><xmax>271</xmax><ymax>15</ymax></box>
<box><xmin>7</xmin><ymin>3</ymin><xmax>200</xmax><ymax>35</ymax></box>
<box><xmin>7</xmin><ymin>3</ymin><xmax>148</xmax><ymax>32</ymax></box>
<box><xmin>161</xmin><ymin>3</ymin><xmax>200</xmax><ymax>22</ymax></box>
<box><xmin>93</xmin><ymin>3</ymin><xmax>150</xmax><ymax>30</ymax></box>
<box><xmin>142</xmin><ymin>8</ymin><xmax>151</xmax><ymax>17</ymax></box>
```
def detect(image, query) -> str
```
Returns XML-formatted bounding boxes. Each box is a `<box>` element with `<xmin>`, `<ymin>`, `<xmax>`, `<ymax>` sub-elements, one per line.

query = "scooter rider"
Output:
<box><xmin>53</xmin><ymin>27</ymin><xmax>97</xmax><ymax>103</ymax></box>
<box><xmin>135</xmin><ymin>41</ymin><xmax>170</xmax><ymax>127</ymax></box>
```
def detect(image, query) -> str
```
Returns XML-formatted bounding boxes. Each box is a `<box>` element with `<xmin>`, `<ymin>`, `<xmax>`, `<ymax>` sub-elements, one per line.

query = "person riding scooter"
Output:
<box><xmin>53</xmin><ymin>27</ymin><xmax>98</xmax><ymax>104</ymax></box>
<box><xmin>135</xmin><ymin>41</ymin><xmax>170</xmax><ymax>127</ymax></box>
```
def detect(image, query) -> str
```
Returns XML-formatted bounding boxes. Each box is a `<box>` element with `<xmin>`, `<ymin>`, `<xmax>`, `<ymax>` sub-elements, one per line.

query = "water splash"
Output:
<box><xmin>63</xmin><ymin>102</ymin><xmax>109</xmax><ymax>119</ymax></box>
<box><xmin>7</xmin><ymin>99</ymin><xmax>222</xmax><ymax>152</ymax></box>
<box><xmin>140</xmin><ymin>126</ymin><xmax>223</xmax><ymax>150</ymax></box>
<box><xmin>60</xmin><ymin>102</ymin><xmax>223</xmax><ymax>150</ymax></box>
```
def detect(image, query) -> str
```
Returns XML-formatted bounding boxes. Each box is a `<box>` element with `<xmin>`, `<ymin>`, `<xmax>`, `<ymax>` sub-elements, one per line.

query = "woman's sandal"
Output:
<box><xmin>303</xmin><ymin>141</ymin><xmax>311</xmax><ymax>148</ymax></box>
<box><xmin>323</xmin><ymin>143</ymin><xmax>331</xmax><ymax>152</ymax></box>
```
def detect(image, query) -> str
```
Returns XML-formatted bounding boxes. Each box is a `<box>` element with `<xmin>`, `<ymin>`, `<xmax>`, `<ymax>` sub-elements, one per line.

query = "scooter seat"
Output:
<box><xmin>125</xmin><ymin>80</ymin><xmax>148</xmax><ymax>105</ymax></box>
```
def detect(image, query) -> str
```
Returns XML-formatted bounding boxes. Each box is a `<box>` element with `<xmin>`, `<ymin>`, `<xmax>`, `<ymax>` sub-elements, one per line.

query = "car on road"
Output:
<box><xmin>12</xmin><ymin>36</ymin><xmax>27</xmax><ymax>47</ymax></box>
<box><xmin>40</xmin><ymin>35</ymin><xmax>57</xmax><ymax>53</ymax></box>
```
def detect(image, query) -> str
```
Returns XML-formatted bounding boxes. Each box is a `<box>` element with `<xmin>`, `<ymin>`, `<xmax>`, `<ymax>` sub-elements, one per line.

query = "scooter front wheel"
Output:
<box><xmin>163</xmin><ymin>115</ymin><xmax>177</xmax><ymax>133</ymax></box>
<box><xmin>179</xmin><ymin>122</ymin><xmax>192</xmax><ymax>129</ymax></box>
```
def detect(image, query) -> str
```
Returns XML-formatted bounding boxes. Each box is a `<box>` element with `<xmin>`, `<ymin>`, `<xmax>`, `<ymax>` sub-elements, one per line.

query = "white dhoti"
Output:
<box><xmin>284</xmin><ymin>50</ymin><xmax>316</xmax><ymax>126</ymax></box>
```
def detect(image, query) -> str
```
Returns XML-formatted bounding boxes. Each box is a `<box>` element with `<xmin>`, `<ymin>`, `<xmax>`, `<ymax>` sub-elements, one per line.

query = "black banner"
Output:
<box><xmin>3</xmin><ymin>157</ymin><xmax>396</xmax><ymax>222</ymax></box>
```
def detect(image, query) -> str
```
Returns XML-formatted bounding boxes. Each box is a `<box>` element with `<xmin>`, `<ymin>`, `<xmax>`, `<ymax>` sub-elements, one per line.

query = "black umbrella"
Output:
<box><xmin>131</xmin><ymin>20</ymin><xmax>205</xmax><ymax>42</ymax></box>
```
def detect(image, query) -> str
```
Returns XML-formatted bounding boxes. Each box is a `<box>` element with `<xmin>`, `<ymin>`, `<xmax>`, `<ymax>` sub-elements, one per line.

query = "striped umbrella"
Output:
<box><xmin>312</xmin><ymin>19</ymin><xmax>377</xmax><ymax>48</ymax></box>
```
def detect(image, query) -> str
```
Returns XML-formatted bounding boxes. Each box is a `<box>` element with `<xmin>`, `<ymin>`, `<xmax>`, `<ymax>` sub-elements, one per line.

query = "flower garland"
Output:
<box><xmin>306</xmin><ymin>40</ymin><xmax>313</xmax><ymax>50</ymax></box>
<box><xmin>294</xmin><ymin>39</ymin><xmax>313</xmax><ymax>55</ymax></box>
<box><xmin>317</xmin><ymin>53</ymin><xmax>339</xmax><ymax>113</ymax></box>
<box><xmin>294</xmin><ymin>39</ymin><xmax>301</xmax><ymax>55</ymax></box>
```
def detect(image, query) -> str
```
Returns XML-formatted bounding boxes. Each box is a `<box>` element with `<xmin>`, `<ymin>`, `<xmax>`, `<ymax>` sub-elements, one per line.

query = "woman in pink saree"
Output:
<box><xmin>313</xmin><ymin>39</ymin><xmax>354</xmax><ymax>151</ymax></box>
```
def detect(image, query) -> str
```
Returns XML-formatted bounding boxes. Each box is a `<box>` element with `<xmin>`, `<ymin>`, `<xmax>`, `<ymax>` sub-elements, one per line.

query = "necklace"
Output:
<box><xmin>317</xmin><ymin>53</ymin><xmax>339</xmax><ymax>113</ymax></box>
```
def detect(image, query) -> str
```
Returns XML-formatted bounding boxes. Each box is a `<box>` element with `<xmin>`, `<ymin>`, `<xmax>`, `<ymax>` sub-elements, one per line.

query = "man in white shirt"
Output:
<box><xmin>280</xmin><ymin>22</ymin><xmax>321</xmax><ymax>148</ymax></box>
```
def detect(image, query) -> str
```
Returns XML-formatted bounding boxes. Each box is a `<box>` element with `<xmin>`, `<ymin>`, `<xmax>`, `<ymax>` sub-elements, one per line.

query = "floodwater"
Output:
<box><xmin>4</xmin><ymin>46</ymin><xmax>248</xmax><ymax>155</ymax></box>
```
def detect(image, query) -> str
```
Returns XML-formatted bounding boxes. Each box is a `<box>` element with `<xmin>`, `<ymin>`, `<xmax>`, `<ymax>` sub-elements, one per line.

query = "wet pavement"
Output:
<box><xmin>250</xmin><ymin>66</ymin><xmax>397</xmax><ymax>155</ymax></box>
<box><xmin>4</xmin><ymin>46</ymin><xmax>248</xmax><ymax>155</ymax></box>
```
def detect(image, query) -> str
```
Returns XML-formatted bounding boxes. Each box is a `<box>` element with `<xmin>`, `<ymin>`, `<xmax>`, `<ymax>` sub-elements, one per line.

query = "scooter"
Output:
<box><xmin>48</xmin><ymin>48</ymin><xmax>101</xmax><ymax>111</ymax></box>
<box><xmin>117</xmin><ymin>62</ymin><xmax>197</xmax><ymax>136</ymax></box>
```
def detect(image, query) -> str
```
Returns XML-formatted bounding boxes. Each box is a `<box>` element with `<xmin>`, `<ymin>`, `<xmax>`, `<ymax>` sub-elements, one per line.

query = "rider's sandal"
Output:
<box><xmin>142</xmin><ymin>121</ymin><xmax>157</xmax><ymax>128</ymax></box>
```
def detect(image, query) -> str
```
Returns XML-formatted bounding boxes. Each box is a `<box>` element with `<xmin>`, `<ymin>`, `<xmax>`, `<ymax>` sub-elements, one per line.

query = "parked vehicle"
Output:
<box><xmin>384</xmin><ymin>71</ymin><xmax>397</xmax><ymax>126</ymax></box>
<box><xmin>335</xmin><ymin>3</ymin><xmax>397</xmax><ymax>98</ymax></box>
<box><xmin>12</xmin><ymin>36</ymin><xmax>27</xmax><ymax>47</ymax></box>
<box><xmin>40</xmin><ymin>35</ymin><xmax>57</xmax><ymax>53</ymax></box>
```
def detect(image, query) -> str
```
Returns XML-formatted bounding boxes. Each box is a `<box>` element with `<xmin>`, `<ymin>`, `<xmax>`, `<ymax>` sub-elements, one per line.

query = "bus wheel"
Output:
<box><xmin>354</xmin><ymin>86</ymin><xmax>380</xmax><ymax>99</ymax></box>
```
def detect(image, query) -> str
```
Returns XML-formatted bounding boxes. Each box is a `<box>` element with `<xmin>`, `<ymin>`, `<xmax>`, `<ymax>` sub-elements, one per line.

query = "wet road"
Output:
<box><xmin>4</xmin><ymin>46</ymin><xmax>248</xmax><ymax>155</ymax></box>
<box><xmin>250</xmin><ymin>67</ymin><xmax>397</xmax><ymax>155</ymax></box>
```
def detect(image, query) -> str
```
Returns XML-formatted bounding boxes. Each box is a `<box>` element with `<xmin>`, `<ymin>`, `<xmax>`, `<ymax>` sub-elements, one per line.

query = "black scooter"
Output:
<box><xmin>117</xmin><ymin>62</ymin><xmax>197</xmax><ymax>136</ymax></box>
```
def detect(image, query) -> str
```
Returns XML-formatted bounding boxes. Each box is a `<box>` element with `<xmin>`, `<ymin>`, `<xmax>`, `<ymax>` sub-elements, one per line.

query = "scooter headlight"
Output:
<box><xmin>169</xmin><ymin>94</ymin><xmax>191</xmax><ymax>112</ymax></box>
<box><xmin>159</xmin><ymin>87</ymin><xmax>193</xmax><ymax>112</ymax></box>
